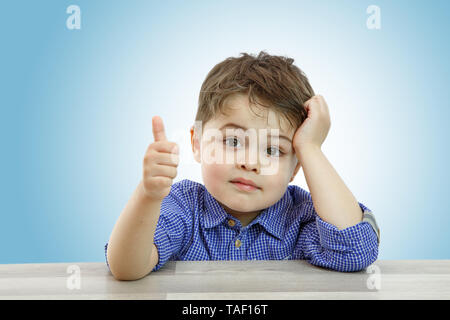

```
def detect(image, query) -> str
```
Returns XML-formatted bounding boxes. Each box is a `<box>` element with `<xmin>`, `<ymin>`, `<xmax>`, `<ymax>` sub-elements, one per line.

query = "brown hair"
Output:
<box><xmin>195</xmin><ymin>51</ymin><xmax>315</xmax><ymax>133</ymax></box>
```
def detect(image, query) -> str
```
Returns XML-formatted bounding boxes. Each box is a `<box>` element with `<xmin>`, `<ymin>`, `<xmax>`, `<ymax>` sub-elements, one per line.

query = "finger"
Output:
<box><xmin>311</xmin><ymin>95</ymin><xmax>328</xmax><ymax>115</ymax></box>
<box><xmin>144</xmin><ymin>176</ymin><xmax>172</xmax><ymax>190</ymax></box>
<box><xmin>303</xmin><ymin>97</ymin><xmax>314</xmax><ymax>110</ymax></box>
<box><xmin>153</xmin><ymin>152</ymin><xmax>180</xmax><ymax>167</ymax></box>
<box><xmin>150</xmin><ymin>141</ymin><xmax>179</xmax><ymax>154</ymax></box>
<box><xmin>147</xmin><ymin>163</ymin><xmax>178</xmax><ymax>179</ymax></box>
<box><xmin>303</xmin><ymin>99</ymin><xmax>314</xmax><ymax>116</ymax></box>
<box><xmin>152</xmin><ymin>116</ymin><xmax>167</xmax><ymax>142</ymax></box>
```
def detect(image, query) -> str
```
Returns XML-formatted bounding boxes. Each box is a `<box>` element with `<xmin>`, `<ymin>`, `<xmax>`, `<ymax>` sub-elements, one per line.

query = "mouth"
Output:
<box><xmin>230</xmin><ymin>179</ymin><xmax>260</xmax><ymax>192</ymax></box>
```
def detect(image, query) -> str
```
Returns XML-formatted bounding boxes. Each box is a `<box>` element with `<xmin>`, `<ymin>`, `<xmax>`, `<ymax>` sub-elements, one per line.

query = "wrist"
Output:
<box><xmin>295</xmin><ymin>143</ymin><xmax>322</xmax><ymax>159</ymax></box>
<box><xmin>138</xmin><ymin>180</ymin><xmax>165</xmax><ymax>204</ymax></box>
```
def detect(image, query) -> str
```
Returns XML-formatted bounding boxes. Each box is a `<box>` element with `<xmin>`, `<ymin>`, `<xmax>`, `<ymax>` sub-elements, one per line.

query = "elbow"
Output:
<box><xmin>110</xmin><ymin>268</ymin><xmax>151</xmax><ymax>281</ymax></box>
<box><xmin>108</xmin><ymin>261</ymin><xmax>152</xmax><ymax>281</ymax></box>
<box><xmin>106</xmin><ymin>250</ymin><xmax>152</xmax><ymax>281</ymax></box>
<box><xmin>341</xmin><ymin>247</ymin><xmax>379</xmax><ymax>272</ymax></box>
<box><xmin>306</xmin><ymin>246</ymin><xmax>379</xmax><ymax>273</ymax></box>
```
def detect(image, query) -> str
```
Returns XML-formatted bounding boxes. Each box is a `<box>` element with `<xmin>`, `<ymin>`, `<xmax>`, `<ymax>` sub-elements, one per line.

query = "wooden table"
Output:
<box><xmin>0</xmin><ymin>260</ymin><xmax>449</xmax><ymax>300</ymax></box>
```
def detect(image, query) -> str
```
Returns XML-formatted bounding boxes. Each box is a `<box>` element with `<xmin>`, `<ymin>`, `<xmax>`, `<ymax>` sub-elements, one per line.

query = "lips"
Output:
<box><xmin>230</xmin><ymin>177</ymin><xmax>259</xmax><ymax>189</ymax></box>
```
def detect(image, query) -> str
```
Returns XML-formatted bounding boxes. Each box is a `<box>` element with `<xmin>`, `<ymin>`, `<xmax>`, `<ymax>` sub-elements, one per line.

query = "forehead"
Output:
<box><xmin>206</xmin><ymin>93</ymin><xmax>294</xmax><ymax>136</ymax></box>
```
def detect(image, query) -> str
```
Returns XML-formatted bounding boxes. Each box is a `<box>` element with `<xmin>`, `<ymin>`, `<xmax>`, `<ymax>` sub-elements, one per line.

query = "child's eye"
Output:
<box><xmin>224</xmin><ymin>137</ymin><xmax>242</xmax><ymax>148</ymax></box>
<box><xmin>223</xmin><ymin>137</ymin><xmax>285</xmax><ymax>157</ymax></box>
<box><xmin>267</xmin><ymin>147</ymin><xmax>283</xmax><ymax>157</ymax></box>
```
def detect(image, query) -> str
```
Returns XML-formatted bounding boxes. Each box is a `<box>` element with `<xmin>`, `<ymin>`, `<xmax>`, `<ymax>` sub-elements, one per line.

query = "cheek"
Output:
<box><xmin>263</xmin><ymin>155</ymin><xmax>289</xmax><ymax>173</ymax></box>
<box><xmin>201</xmin><ymin>162</ymin><xmax>232</xmax><ymax>192</ymax></box>
<box><xmin>203</xmin><ymin>163</ymin><xmax>225</xmax><ymax>179</ymax></box>
<box><xmin>265</xmin><ymin>173</ymin><xmax>288</xmax><ymax>187</ymax></box>
<box><xmin>265</xmin><ymin>159</ymin><xmax>295</xmax><ymax>184</ymax></box>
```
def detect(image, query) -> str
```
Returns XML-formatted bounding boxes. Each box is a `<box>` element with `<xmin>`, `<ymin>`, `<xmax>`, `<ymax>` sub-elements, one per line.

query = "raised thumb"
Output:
<box><xmin>152</xmin><ymin>116</ymin><xmax>167</xmax><ymax>142</ymax></box>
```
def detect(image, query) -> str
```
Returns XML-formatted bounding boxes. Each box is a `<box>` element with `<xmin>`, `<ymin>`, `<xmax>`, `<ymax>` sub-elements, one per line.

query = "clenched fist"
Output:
<box><xmin>142</xmin><ymin>116</ymin><xmax>180</xmax><ymax>201</ymax></box>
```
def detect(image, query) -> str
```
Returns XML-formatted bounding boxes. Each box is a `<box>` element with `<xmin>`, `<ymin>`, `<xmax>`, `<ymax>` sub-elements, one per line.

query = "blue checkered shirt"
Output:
<box><xmin>105</xmin><ymin>179</ymin><xmax>380</xmax><ymax>273</ymax></box>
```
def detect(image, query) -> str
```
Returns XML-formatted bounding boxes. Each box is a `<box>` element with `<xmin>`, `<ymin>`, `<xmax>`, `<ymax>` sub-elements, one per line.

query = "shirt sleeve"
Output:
<box><xmin>151</xmin><ymin>186</ymin><xmax>193</xmax><ymax>272</ymax></box>
<box><xmin>104</xmin><ymin>181</ymin><xmax>193</xmax><ymax>274</ymax></box>
<box><xmin>104</xmin><ymin>243</ymin><xmax>110</xmax><ymax>271</ymax></box>
<box><xmin>295</xmin><ymin>201</ymin><xmax>379</xmax><ymax>272</ymax></box>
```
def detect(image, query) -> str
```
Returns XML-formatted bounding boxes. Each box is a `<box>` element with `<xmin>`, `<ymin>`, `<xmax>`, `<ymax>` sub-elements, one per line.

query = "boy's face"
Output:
<box><xmin>190</xmin><ymin>93</ymin><xmax>302</xmax><ymax>225</ymax></box>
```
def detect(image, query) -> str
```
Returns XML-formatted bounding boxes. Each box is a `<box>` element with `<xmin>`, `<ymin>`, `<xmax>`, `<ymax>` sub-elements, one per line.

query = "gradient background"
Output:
<box><xmin>1</xmin><ymin>0</ymin><xmax>449</xmax><ymax>264</ymax></box>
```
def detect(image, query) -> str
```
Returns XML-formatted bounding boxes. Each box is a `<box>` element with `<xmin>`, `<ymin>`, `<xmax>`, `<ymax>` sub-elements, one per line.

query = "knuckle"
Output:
<box><xmin>159</xmin><ymin>175</ymin><xmax>169</xmax><ymax>185</ymax></box>
<box><xmin>163</xmin><ymin>165</ymin><xmax>176</xmax><ymax>178</ymax></box>
<box><xmin>153</xmin><ymin>177</ymin><xmax>164</xmax><ymax>187</ymax></box>
<box><xmin>170</xmin><ymin>154</ymin><xmax>180</xmax><ymax>165</ymax></box>
<box><xmin>144</xmin><ymin>148</ymin><xmax>156</xmax><ymax>160</ymax></box>
<box><xmin>171</xmin><ymin>166</ymin><xmax>178</xmax><ymax>177</ymax></box>
<box><xmin>143</xmin><ymin>155</ymin><xmax>155</xmax><ymax>167</ymax></box>
<box><xmin>143</xmin><ymin>155</ymin><xmax>150</xmax><ymax>166</ymax></box>
<box><xmin>147</xmin><ymin>143</ymin><xmax>156</xmax><ymax>152</ymax></box>
<box><xmin>143</xmin><ymin>163</ymin><xmax>156</xmax><ymax>177</ymax></box>
<box><xmin>143</xmin><ymin>162</ymin><xmax>155</xmax><ymax>176</ymax></box>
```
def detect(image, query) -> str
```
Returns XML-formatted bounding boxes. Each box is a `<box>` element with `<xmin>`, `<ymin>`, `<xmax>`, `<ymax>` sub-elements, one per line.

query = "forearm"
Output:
<box><xmin>298</xmin><ymin>145</ymin><xmax>363</xmax><ymax>230</ymax></box>
<box><xmin>107</xmin><ymin>180</ymin><xmax>162</xmax><ymax>280</ymax></box>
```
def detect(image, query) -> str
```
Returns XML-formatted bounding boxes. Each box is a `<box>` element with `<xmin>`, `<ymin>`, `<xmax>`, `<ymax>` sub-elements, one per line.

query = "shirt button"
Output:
<box><xmin>235</xmin><ymin>239</ymin><xmax>242</xmax><ymax>248</ymax></box>
<box><xmin>228</xmin><ymin>219</ymin><xmax>236</xmax><ymax>227</ymax></box>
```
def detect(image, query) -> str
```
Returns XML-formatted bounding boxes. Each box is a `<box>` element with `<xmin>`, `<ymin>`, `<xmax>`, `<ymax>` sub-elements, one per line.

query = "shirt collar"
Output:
<box><xmin>202</xmin><ymin>188</ymin><xmax>230</xmax><ymax>228</ymax></box>
<box><xmin>250</xmin><ymin>189</ymin><xmax>292</xmax><ymax>240</ymax></box>
<box><xmin>202</xmin><ymin>186</ymin><xmax>293</xmax><ymax>241</ymax></box>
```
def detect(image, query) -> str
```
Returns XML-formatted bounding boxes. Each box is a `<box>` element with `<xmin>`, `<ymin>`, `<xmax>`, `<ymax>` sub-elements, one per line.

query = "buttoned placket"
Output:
<box><xmin>227</xmin><ymin>218</ymin><xmax>247</xmax><ymax>260</ymax></box>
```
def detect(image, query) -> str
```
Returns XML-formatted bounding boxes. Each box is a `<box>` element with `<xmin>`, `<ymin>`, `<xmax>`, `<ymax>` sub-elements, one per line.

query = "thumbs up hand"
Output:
<box><xmin>142</xmin><ymin>116</ymin><xmax>180</xmax><ymax>200</ymax></box>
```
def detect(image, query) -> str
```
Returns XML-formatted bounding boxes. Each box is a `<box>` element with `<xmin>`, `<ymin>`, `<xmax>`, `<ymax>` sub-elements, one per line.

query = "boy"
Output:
<box><xmin>105</xmin><ymin>51</ymin><xmax>380</xmax><ymax>280</ymax></box>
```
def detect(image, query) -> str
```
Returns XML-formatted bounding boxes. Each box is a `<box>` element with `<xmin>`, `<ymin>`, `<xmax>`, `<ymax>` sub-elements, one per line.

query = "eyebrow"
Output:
<box><xmin>219</xmin><ymin>122</ymin><xmax>292</xmax><ymax>143</ymax></box>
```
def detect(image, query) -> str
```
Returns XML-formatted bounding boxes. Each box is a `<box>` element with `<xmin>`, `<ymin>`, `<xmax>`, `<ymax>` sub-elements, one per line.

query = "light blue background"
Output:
<box><xmin>1</xmin><ymin>0</ymin><xmax>449</xmax><ymax>264</ymax></box>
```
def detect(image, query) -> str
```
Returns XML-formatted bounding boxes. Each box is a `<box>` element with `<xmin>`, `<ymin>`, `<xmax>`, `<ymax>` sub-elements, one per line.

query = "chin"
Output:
<box><xmin>226</xmin><ymin>201</ymin><xmax>259</xmax><ymax>213</ymax></box>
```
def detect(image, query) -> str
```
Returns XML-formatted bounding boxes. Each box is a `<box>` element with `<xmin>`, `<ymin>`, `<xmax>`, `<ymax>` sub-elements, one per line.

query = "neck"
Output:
<box><xmin>220</xmin><ymin>203</ymin><xmax>261</xmax><ymax>227</ymax></box>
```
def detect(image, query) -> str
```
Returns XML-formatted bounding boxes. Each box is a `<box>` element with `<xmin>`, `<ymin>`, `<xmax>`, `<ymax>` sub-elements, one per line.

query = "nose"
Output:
<box><xmin>236</xmin><ymin>146</ymin><xmax>260</xmax><ymax>174</ymax></box>
<box><xmin>239</xmin><ymin>162</ymin><xmax>259</xmax><ymax>173</ymax></box>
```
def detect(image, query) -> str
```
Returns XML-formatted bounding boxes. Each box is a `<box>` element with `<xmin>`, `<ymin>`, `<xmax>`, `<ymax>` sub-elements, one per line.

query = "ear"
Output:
<box><xmin>289</xmin><ymin>158</ymin><xmax>302</xmax><ymax>183</ymax></box>
<box><xmin>190</xmin><ymin>125</ymin><xmax>201</xmax><ymax>163</ymax></box>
